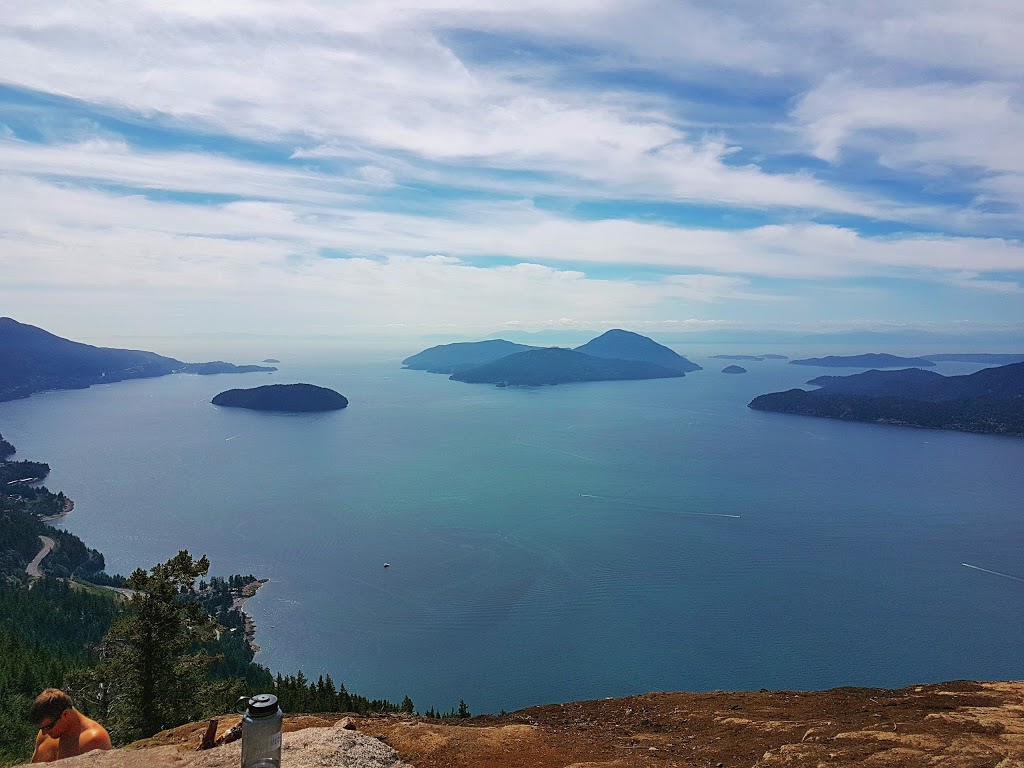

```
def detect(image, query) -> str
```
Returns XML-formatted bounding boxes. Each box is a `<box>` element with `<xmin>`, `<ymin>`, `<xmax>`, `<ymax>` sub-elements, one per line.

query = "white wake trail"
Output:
<box><xmin>961</xmin><ymin>563</ymin><xmax>1024</xmax><ymax>582</ymax></box>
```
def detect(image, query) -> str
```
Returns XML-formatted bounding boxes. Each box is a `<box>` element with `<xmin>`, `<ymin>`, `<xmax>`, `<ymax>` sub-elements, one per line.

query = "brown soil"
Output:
<box><xmin>140</xmin><ymin>680</ymin><xmax>1024</xmax><ymax>767</ymax></box>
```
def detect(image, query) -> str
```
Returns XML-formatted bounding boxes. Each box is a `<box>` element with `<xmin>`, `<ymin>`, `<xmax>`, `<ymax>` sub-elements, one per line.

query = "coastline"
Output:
<box><xmin>39</xmin><ymin>496</ymin><xmax>74</xmax><ymax>522</ymax></box>
<box><xmin>233</xmin><ymin>578</ymin><xmax>269</xmax><ymax>652</ymax></box>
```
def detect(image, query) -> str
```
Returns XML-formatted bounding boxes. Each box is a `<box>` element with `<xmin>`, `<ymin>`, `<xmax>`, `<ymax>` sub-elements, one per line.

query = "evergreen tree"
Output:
<box><xmin>81</xmin><ymin>551</ymin><xmax>227</xmax><ymax>741</ymax></box>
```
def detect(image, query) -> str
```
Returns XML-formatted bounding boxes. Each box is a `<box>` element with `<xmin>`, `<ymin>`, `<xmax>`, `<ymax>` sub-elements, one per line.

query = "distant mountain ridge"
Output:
<box><xmin>0</xmin><ymin>317</ymin><xmax>276</xmax><ymax>402</ymax></box>
<box><xmin>790</xmin><ymin>353</ymin><xmax>936</xmax><ymax>368</ymax></box>
<box><xmin>402</xmin><ymin>339</ymin><xmax>540</xmax><ymax>373</ymax></box>
<box><xmin>749</xmin><ymin>362</ymin><xmax>1024</xmax><ymax>436</ymax></box>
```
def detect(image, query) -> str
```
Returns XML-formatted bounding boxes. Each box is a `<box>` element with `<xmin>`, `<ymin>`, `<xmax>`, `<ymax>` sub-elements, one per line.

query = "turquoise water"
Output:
<box><xmin>2</xmin><ymin>354</ymin><xmax>1023</xmax><ymax>713</ymax></box>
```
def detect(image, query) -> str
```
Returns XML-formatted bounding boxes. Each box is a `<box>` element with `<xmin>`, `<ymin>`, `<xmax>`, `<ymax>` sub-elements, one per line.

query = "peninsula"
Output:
<box><xmin>749</xmin><ymin>361</ymin><xmax>1024</xmax><ymax>436</ymax></box>
<box><xmin>0</xmin><ymin>317</ymin><xmax>276</xmax><ymax>402</ymax></box>
<box><xmin>212</xmin><ymin>383</ymin><xmax>348</xmax><ymax>412</ymax></box>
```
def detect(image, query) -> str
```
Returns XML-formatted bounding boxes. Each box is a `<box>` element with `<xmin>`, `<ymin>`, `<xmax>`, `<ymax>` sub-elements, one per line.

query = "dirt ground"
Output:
<box><xmin>138</xmin><ymin>680</ymin><xmax>1024</xmax><ymax>768</ymax></box>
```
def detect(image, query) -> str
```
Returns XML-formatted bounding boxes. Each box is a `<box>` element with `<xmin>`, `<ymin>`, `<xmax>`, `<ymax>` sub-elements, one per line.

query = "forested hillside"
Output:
<box><xmin>0</xmin><ymin>434</ymin><xmax>429</xmax><ymax>765</ymax></box>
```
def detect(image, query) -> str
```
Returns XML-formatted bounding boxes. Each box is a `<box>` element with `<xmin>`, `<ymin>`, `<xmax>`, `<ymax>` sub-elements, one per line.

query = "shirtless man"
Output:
<box><xmin>29</xmin><ymin>689</ymin><xmax>112</xmax><ymax>763</ymax></box>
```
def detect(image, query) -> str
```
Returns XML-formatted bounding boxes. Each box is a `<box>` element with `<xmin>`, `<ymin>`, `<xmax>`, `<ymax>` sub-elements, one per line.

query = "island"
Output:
<box><xmin>760</xmin><ymin>354</ymin><xmax>789</xmax><ymax>360</ymax></box>
<box><xmin>402</xmin><ymin>339</ymin><xmax>540</xmax><ymax>373</ymax></box>
<box><xmin>748</xmin><ymin>362</ymin><xmax>1024</xmax><ymax>436</ymax></box>
<box><xmin>789</xmin><ymin>353</ymin><xmax>936</xmax><ymax>368</ymax></box>
<box><xmin>449</xmin><ymin>347</ymin><xmax>686</xmax><ymax>386</ymax></box>
<box><xmin>721</xmin><ymin>365</ymin><xmax>747</xmax><ymax>374</ymax></box>
<box><xmin>179</xmin><ymin>361</ymin><xmax>277</xmax><ymax>375</ymax></box>
<box><xmin>712</xmin><ymin>355</ymin><xmax>763</xmax><ymax>361</ymax></box>
<box><xmin>574</xmin><ymin>329</ymin><xmax>702</xmax><ymax>372</ymax></box>
<box><xmin>212</xmin><ymin>383</ymin><xmax>348</xmax><ymax>412</ymax></box>
<box><xmin>261</xmin><ymin>358</ymin><xmax>281</xmax><ymax>363</ymax></box>
<box><xmin>403</xmin><ymin>329</ymin><xmax>703</xmax><ymax>386</ymax></box>
<box><xmin>0</xmin><ymin>317</ymin><xmax>277</xmax><ymax>402</ymax></box>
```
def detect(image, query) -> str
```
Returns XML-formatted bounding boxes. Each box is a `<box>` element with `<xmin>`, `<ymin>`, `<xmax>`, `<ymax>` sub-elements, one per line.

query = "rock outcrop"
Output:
<box><xmin>17</xmin><ymin>721</ymin><xmax>409</xmax><ymax>768</ymax></box>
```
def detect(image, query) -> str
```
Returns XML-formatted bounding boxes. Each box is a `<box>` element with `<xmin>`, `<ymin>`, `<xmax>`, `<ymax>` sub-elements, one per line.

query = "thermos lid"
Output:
<box><xmin>246</xmin><ymin>694</ymin><xmax>280</xmax><ymax>717</ymax></box>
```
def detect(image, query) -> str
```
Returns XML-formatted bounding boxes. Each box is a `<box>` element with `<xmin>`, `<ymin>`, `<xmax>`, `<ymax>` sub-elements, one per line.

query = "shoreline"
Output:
<box><xmin>39</xmin><ymin>496</ymin><xmax>74</xmax><ymax>522</ymax></box>
<box><xmin>232</xmin><ymin>578</ymin><xmax>269</xmax><ymax>652</ymax></box>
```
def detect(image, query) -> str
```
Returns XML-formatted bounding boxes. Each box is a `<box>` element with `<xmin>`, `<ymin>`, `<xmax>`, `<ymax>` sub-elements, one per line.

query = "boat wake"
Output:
<box><xmin>961</xmin><ymin>563</ymin><xmax>1024</xmax><ymax>582</ymax></box>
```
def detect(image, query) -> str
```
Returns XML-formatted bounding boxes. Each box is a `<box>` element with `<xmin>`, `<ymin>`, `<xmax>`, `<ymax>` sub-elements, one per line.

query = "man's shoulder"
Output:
<box><xmin>80</xmin><ymin>720</ymin><xmax>112</xmax><ymax>752</ymax></box>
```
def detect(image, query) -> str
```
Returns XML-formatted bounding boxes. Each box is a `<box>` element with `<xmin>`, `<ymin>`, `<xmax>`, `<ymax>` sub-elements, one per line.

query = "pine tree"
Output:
<box><xmin>81</xmin><ymin>551</ymin><xmax>225</xmax><ymax>741</ymax></box>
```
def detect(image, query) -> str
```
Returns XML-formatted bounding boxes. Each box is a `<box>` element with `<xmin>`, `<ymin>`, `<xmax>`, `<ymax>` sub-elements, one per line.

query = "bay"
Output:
<box><xmin>2</xmin><ymin>352</ymin><xmax>1023</xmax><ymax>714</ymax></box>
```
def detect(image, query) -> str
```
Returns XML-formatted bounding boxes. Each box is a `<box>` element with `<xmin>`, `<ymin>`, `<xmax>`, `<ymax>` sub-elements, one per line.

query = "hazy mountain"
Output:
<box><xmin>402</xmin><ymin>339</ymin><xmax>541</xmax><ymax>373</ymax></box>
<box><xmin>923</xmin><ymin>353</ymin><xmax>1024</xmax><ymax>364</ymax></box>
<box><xmin>0</xmin><ymin>317</ymin><xmax>276</xmax><ymax>402</ymax></box>
<box><xmin>574</xmin><ymin>329</ymin><xmax>702</xmax><ymax>372</ymax></box>
<box><xmin>449</xmin><ymin>347</ymin><xmax>686</xmax><ymax>386</ymax></box>
<box><xmin>790</xmin><ymin>353</ymin><xmax>936</xmax><ymax>368</ymax></box>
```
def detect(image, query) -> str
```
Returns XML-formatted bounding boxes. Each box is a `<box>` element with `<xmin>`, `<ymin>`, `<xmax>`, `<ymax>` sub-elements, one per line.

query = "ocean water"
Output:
<box><xmin>2</xmin><ymin>354</ymin><xmax>1023</xmax><ymax>714</ymax></box>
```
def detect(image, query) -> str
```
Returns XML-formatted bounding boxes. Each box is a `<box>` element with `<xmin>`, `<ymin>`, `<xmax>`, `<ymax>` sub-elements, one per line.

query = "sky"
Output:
<box><xmin>1</xmin><ymin>1</ymin><xmax>1023</xmax><ymax>347</ymax></box>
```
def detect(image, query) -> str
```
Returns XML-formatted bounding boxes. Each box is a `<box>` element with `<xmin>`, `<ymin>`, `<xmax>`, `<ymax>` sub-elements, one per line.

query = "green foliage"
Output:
<box><xmin>0</xmin><ymin>433</ymin><xmax>15</xmax><ymax>461</ymax></box>
<box><xmin>749</xmin><ymin>391</ymin><xmax>1024</xmax><ymax>436</ymax></box>
<box><xmin>256</xmin><ymin>672</ymin><xmax>404</xmax><ymax>715</ymax></box>
<box><xmin>80</xmin><ymin>551</ymin><xmax>229</xmax><ymax>742</ymax></box>
<box><xmin>0</xmin><ymin>460</ymin><xmax>49</xmax><ymax>485</ymax></box>
<box><xmin>0</xmin><ymin>631</ymin><xmax>87</xmax><ymax>766</ymax></box>
<box><xmin>422</xmin><ymin>700</ymin><xmax>472</xmax><ymax>719</ymax></box>
<box><xmin>0</xmin><ymin>580</ymin><xmax>119</xmax><ymax>766</ymax></box>
<box><xmin>0</xmin><ymin>505</ymin><xmax>106</xmax><ymax>581</ymax></box>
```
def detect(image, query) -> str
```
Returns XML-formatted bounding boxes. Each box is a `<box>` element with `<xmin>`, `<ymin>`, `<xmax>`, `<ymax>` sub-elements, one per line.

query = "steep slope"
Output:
<box><xmin>0</xmin><ymin>317</ymin><xmax>275</xmax><ymax>402</ymax></box>
<box><xmin>575</xmin><ymin>329</ymin><xmax>701</xmax><ymax>372</ymax></box>
<box><xmin>0</xmin><ymin>317</ymin><xmax>182</xmax><ymax>401</ymax></box>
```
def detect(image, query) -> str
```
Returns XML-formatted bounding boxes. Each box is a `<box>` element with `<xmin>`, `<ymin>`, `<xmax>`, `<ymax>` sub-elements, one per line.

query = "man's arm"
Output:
<box><xmin>31</xmin><ymin>731</ymin><xmax>54</xmax><ymax>763</ymax></box>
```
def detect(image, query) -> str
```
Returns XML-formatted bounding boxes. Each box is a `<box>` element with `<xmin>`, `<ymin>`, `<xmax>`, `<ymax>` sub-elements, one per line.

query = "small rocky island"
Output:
<box><xmin>721</xmin><ymin>365</ymin><xmax>747</xmax><ymax>374</ymax></box>
<box><xmin>212</xmin><ymin>383</ymin><xmax>348</xmax><ymax>412</ymax></box>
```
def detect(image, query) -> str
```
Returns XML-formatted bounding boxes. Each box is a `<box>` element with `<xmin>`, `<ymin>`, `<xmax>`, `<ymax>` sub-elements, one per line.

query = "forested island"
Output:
<box><xmin>722</xmin><ymin>365</ymin><xmax>747</xmax><ymax>374</ymax></box>
<box><xmin>406</xmin><ymin>329</ymin><xmax>700</xmax><ymax>387</ymax></box>
<box><xmin>450</xmin><ymin>347</ymin><xmax>686</xmax><ymax>386</ymax></box>
<box><xmin>749</xmin><ymin>362</ymin><xmax>1024</xmax><ymax>436</ymax></box>
<box><xmin>0</xmin><ymin>317</ymin><xmax>276</xmax><ymax>402</ymax></box>
<box><xmin>212</xmin><ymin>383</ymin><xmax>348</xmax><ymax>412</ymax></box>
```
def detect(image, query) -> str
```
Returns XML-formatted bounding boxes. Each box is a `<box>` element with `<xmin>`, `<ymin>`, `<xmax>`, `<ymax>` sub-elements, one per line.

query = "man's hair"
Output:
<box><xmin>28</xmin><ymin>689</ymin><xmax>73</xmax><ymax>723</ymax></box>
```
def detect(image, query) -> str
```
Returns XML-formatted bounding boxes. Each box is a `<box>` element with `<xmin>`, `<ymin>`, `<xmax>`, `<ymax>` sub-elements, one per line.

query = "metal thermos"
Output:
<box><xmin>239</xmin><ymin>694</ymin><xmax>283</xmax><ymax>768</ymax></box>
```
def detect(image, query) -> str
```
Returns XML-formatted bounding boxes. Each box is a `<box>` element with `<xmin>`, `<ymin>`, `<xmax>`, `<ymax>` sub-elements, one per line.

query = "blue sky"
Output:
<box><xmin>1</xmin><ymin>1</ymin><xmax>1022</xmax><ymax>345</ymax></box>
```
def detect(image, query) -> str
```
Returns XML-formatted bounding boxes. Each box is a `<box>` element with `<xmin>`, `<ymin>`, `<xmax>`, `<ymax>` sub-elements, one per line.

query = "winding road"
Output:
<box><xmin>26</xmin><ymin>535</ymin><xmax>55</xmax><ymax>578</ymax></box>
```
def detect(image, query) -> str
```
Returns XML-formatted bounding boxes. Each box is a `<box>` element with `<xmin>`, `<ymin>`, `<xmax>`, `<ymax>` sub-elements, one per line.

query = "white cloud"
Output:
<box><xmin>2</xmin><ymin>1</ymin><xmax>1024</xmax><ymax>338</ymax></box>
